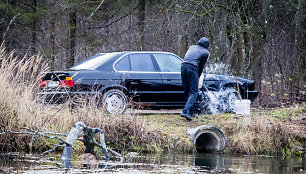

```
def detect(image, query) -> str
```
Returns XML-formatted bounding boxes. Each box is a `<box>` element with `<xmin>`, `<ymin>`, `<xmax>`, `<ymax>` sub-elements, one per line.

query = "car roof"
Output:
<box><xmin>105</xmin><ymin>51</ymin><xmax>178</xmax><ymax>55</ymax></box>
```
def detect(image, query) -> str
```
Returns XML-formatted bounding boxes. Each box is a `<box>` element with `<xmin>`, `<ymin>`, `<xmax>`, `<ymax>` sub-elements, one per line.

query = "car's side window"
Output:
<box><xmin>129</xmin><ymin>53</ymin><xmax>155</xmax><ymax>72</ymax></box>
<box><xmin>115</xmin><ymin>56</ymin><xmax>130</xmax><ymax>71</ymax></box>
<box><xmin>153</xmin><ymin>54</ymin><xmax>182</xmax><ymax>72</ymax></box>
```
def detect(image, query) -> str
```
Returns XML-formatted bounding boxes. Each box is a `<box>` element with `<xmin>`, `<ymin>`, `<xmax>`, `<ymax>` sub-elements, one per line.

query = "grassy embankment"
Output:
<box><xmin>0</xmin><ymin>45</ymin><xmax>305</xmax><ymax>157</ymax></box>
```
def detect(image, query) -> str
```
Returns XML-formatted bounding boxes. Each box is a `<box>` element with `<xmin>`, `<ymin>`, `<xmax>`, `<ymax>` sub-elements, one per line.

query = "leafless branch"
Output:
<box><xmin>139</xmin><ymin>0</ymin><xmax>174</xmax><ymax>40</ymax></box>
<box><xmin>88</xmin><ymin>5</ymin><xmax>139</xmax><ymax>29</ymax></box>
<box><xmin>0</xmin><ymin>122</ymin><xmax>122</xmax><ymax>160</ymax></box>
<box><xmin>2</xmin><ymin>13</ymin><xmax>21</xmax><ymax>41</ymax></box>
<box><xmin>88</xmin><ymin>0</ymin><xmax>106</xmax><ymax>19</ymax></box>
<box><xmin>0</xmin><ymin>123</ymin><xmax>70</xmax><ymax>145</ymax></box>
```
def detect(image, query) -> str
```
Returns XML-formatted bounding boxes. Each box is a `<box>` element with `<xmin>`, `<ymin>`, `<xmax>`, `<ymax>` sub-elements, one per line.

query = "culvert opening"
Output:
<box><xmin>195</xmin><ymin>132</ymin><xmax>219</xmax><ymax>153</ymax></box>
<box><xmin>187</xmin><ymin>125</ymin><xmax>226</xmax><ymax>153</ymax></box>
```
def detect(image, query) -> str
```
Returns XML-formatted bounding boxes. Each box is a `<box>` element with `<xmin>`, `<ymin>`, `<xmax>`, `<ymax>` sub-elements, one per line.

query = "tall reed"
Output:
<box><xmin>0</xmin><ymin>44</ymin><xmax>49</xmax><ymax>150</ymax></box>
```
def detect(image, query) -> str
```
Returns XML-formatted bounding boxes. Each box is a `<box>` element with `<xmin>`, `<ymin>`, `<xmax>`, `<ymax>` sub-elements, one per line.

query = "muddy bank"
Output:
<box><xmin>1</xmin><ymin>103</ymin><xmax>305</xmax><ymax>158</ymax></box>
<box><xmin>143</xmin><ymin>104</ymin><xmax>305</xmax><ymax>157</ymax></box>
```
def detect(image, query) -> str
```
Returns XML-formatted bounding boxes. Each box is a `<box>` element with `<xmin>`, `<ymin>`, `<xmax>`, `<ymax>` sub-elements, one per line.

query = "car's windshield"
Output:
<box><xmin>69</xmin><ymin>53</ymin><xmax>119</xmax><ymax>70</ymax></box>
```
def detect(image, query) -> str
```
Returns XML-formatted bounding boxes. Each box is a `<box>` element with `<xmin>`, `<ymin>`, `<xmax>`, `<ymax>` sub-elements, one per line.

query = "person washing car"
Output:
<box><xmin>181</xmin><ymin>37</ymin><xmax>210</xmax><ymax>121</ymax></box>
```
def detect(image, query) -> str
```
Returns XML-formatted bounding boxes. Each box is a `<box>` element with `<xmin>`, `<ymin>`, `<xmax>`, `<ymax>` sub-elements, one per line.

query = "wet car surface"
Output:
<box><xmin>39</xmin><ymin>51</ymin><xmax>258</xmax><ymax>114</ymax></box>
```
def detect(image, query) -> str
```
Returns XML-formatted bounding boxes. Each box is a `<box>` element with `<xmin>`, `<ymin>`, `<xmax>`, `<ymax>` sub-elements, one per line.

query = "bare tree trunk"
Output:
<box><xmin>236</xmin><ymin>19</ymin><xmax>244</xmax><ymax>76</ymax></box>
<box><xmin>31</xmin><ymin>0</ymin><xmax>37</xmax><ymax>55</ymax></box>
<box><xmin>254</xmin><ymin>0</ymin><xmax>270</xmax><ymax>105</ymax></box>
<box><xmin>295</xmin><ymin>0</ymin><xmax>305</xmax><ymax>94</ymax></box>
<box><xmin>138</xmin><ymin>0</ymin><xmax>146</xmax><ymax>50</ymax></box>
<box><xmin>67</xmin><ymin>9</ymin><xmax>77</xmax><ymax>68</ymax></box>
<box><xmin>177</xmin><ymin>34</ymin><xmax>188</xmax><ymax>58</ymax></box>
<box><xmin>50</xmin><ymin>15</ymin><xmax>56</xmax><ymax>71</ymax></box>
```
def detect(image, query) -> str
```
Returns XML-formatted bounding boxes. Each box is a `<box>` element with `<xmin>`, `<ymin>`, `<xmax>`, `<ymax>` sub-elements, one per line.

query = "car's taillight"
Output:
<box><xmin>60</xmin><ymin>77</ymin><xmax>73</xmax><ymax>87</ymax></box>
<box><xmin>40</xmin><ymin>78</ymin><xmax>47</xmax><ymax>87</ymax></box>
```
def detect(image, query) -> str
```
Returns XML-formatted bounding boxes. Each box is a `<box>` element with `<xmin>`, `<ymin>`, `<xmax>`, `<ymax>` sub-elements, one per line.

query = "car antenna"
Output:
<box><xmin>235</xmin><ymin>71</ymin><xmax>242</xmax><ymax>101</ymax></box>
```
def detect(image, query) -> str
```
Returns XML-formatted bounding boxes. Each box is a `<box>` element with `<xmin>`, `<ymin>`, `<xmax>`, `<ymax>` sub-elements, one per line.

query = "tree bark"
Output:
<box><xmin>236</xmin><ymin>19</ymin><xmax>244</xmax><ymax>76</ymax></box>
<box><xmin>31</xmin><ymin>0</ymin><xmax>37</xmax><ymax>55</ymax></box>
<box><xmin>50</xmin><ymin>14</ymin><xmax>56</xmax><ymax>71</ymax></box>
<box><xmin>295</xmin><ymin>0</ymin><xmax>305</xmax><ymax>94</ymax></box>
<box><xmin>254</xmin><ymin>0</ymin><xmax>270</xmax><ymax>105</ymax></box>
<box><xmin>138</xmin><ymin>0</ymin><xmax>146</xmax><ymax>50</ymax></box>
<box><xmin>67</xmin><ymin>9</ymin><xmax>77</xmax><ymax>68</ymax></box>
<box><xmin>177</xmin><ymin>34</ymin><xmax>188</xmax><ymax>58</ymax></box>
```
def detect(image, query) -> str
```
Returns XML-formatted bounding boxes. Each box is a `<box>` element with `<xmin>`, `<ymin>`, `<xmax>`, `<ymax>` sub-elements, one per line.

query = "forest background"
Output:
<box><xmin>0</xmin><ymin>0</ymin><xmax>305</xmax><ymax>106</ymax></box>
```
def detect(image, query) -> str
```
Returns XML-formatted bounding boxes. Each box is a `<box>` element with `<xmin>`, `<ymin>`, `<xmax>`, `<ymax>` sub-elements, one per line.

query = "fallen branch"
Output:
<box><xmin>0</xmin><ymin>121</ymin><xmax>122</xmax><ymax>168</ymax></box>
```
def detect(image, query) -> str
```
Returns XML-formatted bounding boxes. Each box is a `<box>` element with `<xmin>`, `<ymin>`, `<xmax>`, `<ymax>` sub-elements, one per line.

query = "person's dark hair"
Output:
<box><xmin>197</xmin><ymin>37</ymin><xmax>209</xmax><ymax>49</ymax></box>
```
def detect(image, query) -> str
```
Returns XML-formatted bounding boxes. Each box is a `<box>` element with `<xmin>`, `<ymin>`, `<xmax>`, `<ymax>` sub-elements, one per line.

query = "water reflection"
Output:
<box><xmin>194</xmin><ymin>153</ymin><xmax>225</xmax><ymax>173</ymax></box>
<box><xmin>0</xmin><ymin>152</ymin><xmax>305</xmax><ymax>173</ymax></box>
<box><xmin>130</xmin><ymin>153</ymin><xmax>305</xmax><ymax>174</ymax></box>
<box><xmin>196</xmin><ymin>154</ymin><xmax>305</xmax><ymax>174</ymax></box>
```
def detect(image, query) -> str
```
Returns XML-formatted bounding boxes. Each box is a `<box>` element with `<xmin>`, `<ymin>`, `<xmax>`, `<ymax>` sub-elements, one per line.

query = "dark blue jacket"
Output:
<box><xmin>182</xmin><ymin>42</ymin><xmax>209</xmax><ymax>76</ymax></box>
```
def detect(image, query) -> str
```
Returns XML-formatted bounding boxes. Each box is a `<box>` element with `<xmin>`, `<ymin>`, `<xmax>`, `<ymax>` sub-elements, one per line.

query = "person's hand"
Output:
<box><xmin>198</xmin><ymin>73</ymin><xmax>204</xmax><ymax>88</ymax></box>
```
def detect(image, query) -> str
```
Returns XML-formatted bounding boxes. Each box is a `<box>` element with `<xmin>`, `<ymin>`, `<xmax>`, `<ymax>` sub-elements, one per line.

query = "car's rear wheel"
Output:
<box><xmin>103</xmin><ymin>89</ymin><xmax>128</xmax><ymax>114</ymax></box>
<box><xmin>223</xmin><ymin>88</ymin><xmax>239</xmax><ymax>113</ymax></box>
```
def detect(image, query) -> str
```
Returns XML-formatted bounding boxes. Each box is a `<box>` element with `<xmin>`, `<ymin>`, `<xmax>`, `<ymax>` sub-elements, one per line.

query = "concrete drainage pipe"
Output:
<box><xmin>187</xmin><ymin>125</ymin><xmax>226</xmax><ymax>153</ymax></box>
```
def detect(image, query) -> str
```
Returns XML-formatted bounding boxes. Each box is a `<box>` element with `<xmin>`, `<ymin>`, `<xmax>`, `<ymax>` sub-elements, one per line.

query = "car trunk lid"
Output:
<box><xmin>40</xmin><ymin>72</ymin><xmax>74</xmax><ymax>88</ymax></box>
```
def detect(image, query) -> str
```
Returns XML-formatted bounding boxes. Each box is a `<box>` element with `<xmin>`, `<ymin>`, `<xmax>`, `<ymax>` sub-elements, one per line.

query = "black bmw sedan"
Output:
<box><xmin>39</xmin><ymin>51</ymin><xmax>258</xmax><ymax>114</ymax></box>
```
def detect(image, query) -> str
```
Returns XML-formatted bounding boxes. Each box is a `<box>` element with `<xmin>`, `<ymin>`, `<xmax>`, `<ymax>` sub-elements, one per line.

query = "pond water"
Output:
<box><xmin>0</xmin><ymin>152</ymin><xmax>304</xmax><ymax>173</ymax></box>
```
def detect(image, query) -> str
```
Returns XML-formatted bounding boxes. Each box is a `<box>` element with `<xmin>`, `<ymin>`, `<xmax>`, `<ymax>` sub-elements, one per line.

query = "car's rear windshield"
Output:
<box><xmin>69</xmin><ymin>52</ymin><xmax>120</xmax><ymax>70</ymax></box>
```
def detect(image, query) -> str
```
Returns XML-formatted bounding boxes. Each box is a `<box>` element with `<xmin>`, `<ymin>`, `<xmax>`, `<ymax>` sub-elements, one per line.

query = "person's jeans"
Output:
<box><xmin>181</xmin><ymin>63</ymin><xmax>199</xmax><ymax>115</ymax></box>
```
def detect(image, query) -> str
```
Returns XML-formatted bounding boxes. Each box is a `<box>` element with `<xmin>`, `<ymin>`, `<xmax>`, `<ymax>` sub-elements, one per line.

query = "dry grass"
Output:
<box><xmin>228</xmin><ymin>115</ymin><xmax>288</xmax><ymax>155</ymax></box>
<box><xmin>226</xmin><ymin>106</ymin><xmax>305</xmax><ymax>156</ymax></box>
<box><xmin>0</xmin><ymin>44</ymin><xmax>49</xmax><ymax>151</ymax></box>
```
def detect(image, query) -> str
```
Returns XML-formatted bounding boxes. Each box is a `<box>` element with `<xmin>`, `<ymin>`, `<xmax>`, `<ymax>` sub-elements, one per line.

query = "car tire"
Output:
<box><xmin>223</xmin><ymin>88</ymin><xmax>239</xmax><ymax>113</ymax></box>
<box><xmin>102</xmin><ymin>89</ymin><xmax>128</xmax><ymax>114</ymax></box>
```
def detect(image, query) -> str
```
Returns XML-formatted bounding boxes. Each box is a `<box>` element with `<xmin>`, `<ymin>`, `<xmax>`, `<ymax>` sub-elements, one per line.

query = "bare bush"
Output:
<box><xmin>260</xmin><ymin>31</ymin><xmax>301</xmax><ymax>106</ymax></box>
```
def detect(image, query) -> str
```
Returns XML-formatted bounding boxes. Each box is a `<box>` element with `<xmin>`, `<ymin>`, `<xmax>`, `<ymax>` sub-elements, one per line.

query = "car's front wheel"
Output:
<box><xmin>103</xmin><ymin>89</ymin><xmax>128</xmax><ymax>114</ymax></box>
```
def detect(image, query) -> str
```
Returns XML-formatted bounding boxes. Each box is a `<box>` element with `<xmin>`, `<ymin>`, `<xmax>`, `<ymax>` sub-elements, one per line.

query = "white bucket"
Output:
<box><xmin>234</xmin><ymin>99</ymin><xmax>251</xmax><ymax>115</ymax></box>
